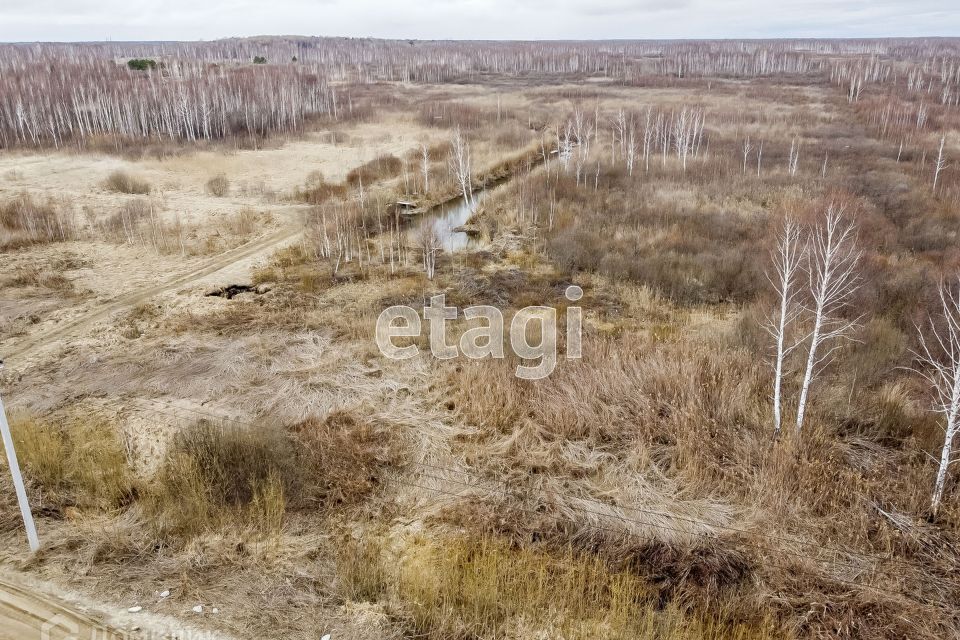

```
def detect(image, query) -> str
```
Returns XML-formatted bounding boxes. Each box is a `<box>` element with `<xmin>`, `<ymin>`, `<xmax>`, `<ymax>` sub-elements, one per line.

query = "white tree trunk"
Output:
<box><xmin>767</xmin><ymin>219</ymin><xmax>805</xmax><ymax>437</ymax></box>
<box><xmin>795</xmin><ymin>205</ymin><xmax>863</xmax><ymax>433</ymax></box>
<box><xmin>915</xmin><ymin>279</ymin><xmax>960</xmax><ymax>516</ymax></box>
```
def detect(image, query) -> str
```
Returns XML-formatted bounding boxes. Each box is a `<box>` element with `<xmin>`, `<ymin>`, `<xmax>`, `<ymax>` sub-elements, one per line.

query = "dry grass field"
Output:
<box><xmin>1</xmin><ymin>37</ymin><xmax>960</xmax><ymax>639</ymax></box>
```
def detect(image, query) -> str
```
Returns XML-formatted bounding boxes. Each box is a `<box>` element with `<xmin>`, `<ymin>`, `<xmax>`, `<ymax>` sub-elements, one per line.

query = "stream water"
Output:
<box><xmin>410</xmin><ymin>153</ymin><xmax>545</xmax><ymax>252</ymax></box>
<box><xmin>417</xmin><ymin>191</ymin><xmax>484</xmax><ymax>252</ymax></box>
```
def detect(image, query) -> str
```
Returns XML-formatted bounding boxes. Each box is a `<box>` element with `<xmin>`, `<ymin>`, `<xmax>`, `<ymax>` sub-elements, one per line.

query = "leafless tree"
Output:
<box><xmin>933</xmin><ymin>135</ymin><xmax>948</xmax><ymax>194</ymax></box>
<box><xmin>672</xmin><ymin>107</ymin><xmax>704</xmax><ymax>172</ymax></box>
<box><xmin>642</xmin><ymin>107</ymin><xmax>654</xmax><ymax>172</ymax></box>
<box><xmin>420</xmin><ymin>143</ymin><xmax>431</xmax><ymax>194</ymax></box>
<box><xmin>449</xmin><ymin>127</ymin><xmax>473</xmax><ymax>207</ymax></box>
<box><xmin>796</xmin><ymin>204</ymin><xmax>863</xmax><ymax>432</ymax></box>
<box><xmin>419</xmin><ymin>220</ymin><xmax>441</xmax><ymax>280</ymax></box>
<box><xmin>912</xmin><ymin>278</ymin><xmax>960</xmax><ymax>516</ymax></box>
<box><xmin>788</xmin><ymin>138</ymin><xmax>801</xmax><ymax>175</ymax></box>
<box><xmin>765</xmin><ymin>218</ymin><xmax>807</xmax><ymax>438</ymax></box>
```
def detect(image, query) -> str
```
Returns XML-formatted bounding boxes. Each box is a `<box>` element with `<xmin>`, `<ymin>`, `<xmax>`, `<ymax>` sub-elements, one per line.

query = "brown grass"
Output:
<box><xmin>104</xmin><ymin>170</ymin><xmax>151</xmax><ymax>195</ymax></box>
<box><xmin>0</xmin><ymin>193</ymin><xmax>77</xmax><ymax>249</ymax></box>
<box><xmin>340</xmin><ymin>533</ymin><xmax>781</xmax><ymax>640</ymax></box>
<box><xmin>145</xmin><ymin>410</ymin><xmax>404</xmax><ymax>541</ymax></box>
<box><xmin>6</xmin><ymin>414</ymin><xmax>136</xmax><ymax>515</ymax></box>
<box><xmin>205</xmin><ymin>173</ymin><xmax>231</xmax><ymax>197</ymax></box>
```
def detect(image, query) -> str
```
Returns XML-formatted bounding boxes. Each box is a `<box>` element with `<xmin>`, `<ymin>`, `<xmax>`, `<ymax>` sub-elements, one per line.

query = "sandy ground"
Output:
<box><xmin>0</xmin><ymin>110</ymin><xmax>451</xmax><ymax>363</ymax></box>
<box><xmin>0</xmin><ymin>571</ymin><xmax>238</xmax><ymax>640</ymax></box>
<box><xmin>0</xmin><ymin>115</ymin><xmax>445</xmax><ymax>226</ymax></box>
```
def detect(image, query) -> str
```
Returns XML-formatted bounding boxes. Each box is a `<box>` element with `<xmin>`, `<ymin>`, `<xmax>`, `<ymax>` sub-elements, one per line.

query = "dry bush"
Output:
<box><xmin>104</xmin><ymin>170</ymin><xmax>151</xmax><ymax>194</ymax></box>
<box><xmin>288</xmin><ymin>410</ymin><xmax>405</xmax><ymax>509</ymax></box>
<box><xmin>4</xmin><ymin>265</ymin><xmax>74</xmax><ymax>292</ymax></box>
<box><xmin>0</xmin><ymin>193</ymin><xmax>77</xmax><ymax>249</ymax></box>
<box><xmin>102</xmin><ymin>198</ymin><xmax>152</xmax><ymax>240</ymax></box>
<box><xmin>293</xmin><ymin>171</ymin><xmax>349</xmax><ymax>204</ymax></box>
<box><xmin>386</xmin><ymin>535</ymin><xmax>777</xmax><ymax>640</ymax></box>
<box><xmin>101</xmin><ymin>198</ymin><xmax>188</xmax><ymax>253</ymax></box>
<box><xmin>486</xmin><ymin>167</ymin><xmax>767</xmax><ymax>305</ymax></box>
<box><xmin>205</xmin><ymin>173</ymin><xmax>231</xmax><ymax>197</ymax></box>
<box><xmin>345</xmin><ymin>154</ymin><xmax>403</xmax><ymax>187</ymax></box>
<box><xmin>336</xmin><ymin>535</ymin><xmax>390</xmax><ymax>602</ymax></box>
<box><xmin>417</xmin><ymin>101</ymin><xmax>491</xmax><ymax>130</ymax></box>
<box><xmin>148</xmin><ymin>419</ymin><xmax>298</xmax><ymax>539</ymax></box>
<box><xmin>148</xmin><ymin>411</ymin><xmax>404</xmax><ymax>539</ymax></box>
<box><xmin>6</xmin><ymin>414</ymin><xmax>135</xmax><ymax>514</ymax></box>
<box><xmin>225</xmin><ymin>207</ymin><xmax>258</xmax><ymax>236</ymax></box>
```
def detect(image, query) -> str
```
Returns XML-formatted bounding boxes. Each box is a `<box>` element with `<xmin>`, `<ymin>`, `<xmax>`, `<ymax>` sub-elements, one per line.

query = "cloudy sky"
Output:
<box><xmin>0</xmin><ymin>0</ymin><xmax>957</xmax><ymax>42</ymax></box>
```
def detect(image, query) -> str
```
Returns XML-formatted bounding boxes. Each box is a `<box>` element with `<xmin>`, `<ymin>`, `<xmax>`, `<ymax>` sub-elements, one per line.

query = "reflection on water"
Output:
<box><xmin>415</xmin><ymin>188</ymin><xmax>489</xmax><ymax>252</ymax></box>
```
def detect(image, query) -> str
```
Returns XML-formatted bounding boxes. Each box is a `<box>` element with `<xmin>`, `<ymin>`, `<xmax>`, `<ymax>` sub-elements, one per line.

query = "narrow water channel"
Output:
<box><xmin>408</xmin><ymin>151</ymin><xmax>545</xmax><ymax>252</ymax></box>
<box><xmin>418</xmin><ymin>190</ymin><xmax>484</xmax><ymax>252</ymax></box>
<box><xmin>412</xmin><ymin>173</ymin><xmax>513</xmax><ymax>252</ymax></box>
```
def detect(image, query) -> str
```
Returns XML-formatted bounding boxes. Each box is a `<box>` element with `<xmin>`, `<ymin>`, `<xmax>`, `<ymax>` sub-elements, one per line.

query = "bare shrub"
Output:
<box><xmin>148</xmin><ymin>411</ymin><xmax>403</xmax><ymax>539</ymax></box>
<box><xmin>225</xmin><ymin>207</ymin><xmax>258</xmax><ymax>236</ymax></box>
<box><xmin>390</xmin><ymin>535</ymin><xmax>775</xmax><ymax>640</ymax></box>
<box><xmin>337</xmin><ymin>536</ymin><xmax>389</xmax><ymax>602</ymax></box>
<box><xmin>287</xmin><ymin>410</ymin><xmax>405</xmax><ymax>509</ymax></box>
<box><xmin>293</xmin><ymin>172</ymin><xmax>348</xmax><ymax>204</ymax></box>
<box><xmin>103</xmin><ymin>198</ymin><xmax>152</xmax><ymax>241</ymax></box>
<box><xmin>7</xmin><ymin>414</ymin><xmax>136</xmax><ymax>513</ymax></box>
<box><xmin>206</xmin><ymin>173</ymin><xmax>231</xmax><ymax>197</ymax></box>
<box><xmin>148</xmin><ymin>420</ymin><xmax>298</xmax><ymax>538</ymax></box>
<box><xmin>102</xmin><ymin>199</ymin><xmax>189</xmax><ymax>254</ymax></box>
<box><xmin>104</xmin><ymin>170</ymin><xmax>151</xmax><ymax>195</ymax></box>
<box><xmin>0</xmin><ymin>193</ymin><xmax>77</xmax><ymax>249</ymax></box>
<box><xmin>345</xmin><ymin>154</ymin><xmax>403</xmax><ymax>187</ymax></box>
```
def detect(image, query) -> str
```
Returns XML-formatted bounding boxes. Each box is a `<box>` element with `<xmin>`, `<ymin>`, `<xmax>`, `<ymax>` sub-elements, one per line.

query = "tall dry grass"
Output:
<box><xmin>4</xmin><ymin>414</ymin><xmax>136</xmax><ymax>515</ymax></box>
<box><xmin>142</xmin><ymin>410</ymin><xmax>404</xmax><ymax>541</ymax></box>
<box><xmin>337</xmin><ymin>533</ymin><xmax>781</xmax><ymax>640</ymax></box>
<box><xmin>104</xmin><ymin>169</ymin><xmax>151</xmax><ymax>195</ymax></box>
<box><xmin>0</xmin><ymin>193</ymin><xmax>78</xmax><ymax>250</ymax></box>
<box><xmin>440</xmin><ymin>330</ymin><xmax>960</xmax><ymax>639</ymax></box>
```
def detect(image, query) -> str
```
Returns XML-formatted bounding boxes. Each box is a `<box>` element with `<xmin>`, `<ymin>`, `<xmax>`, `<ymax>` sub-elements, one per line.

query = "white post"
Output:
<box><xmin>0</xmin><ymin>390</ymin><xmax>40</xmax><ymax>552</ymax></box>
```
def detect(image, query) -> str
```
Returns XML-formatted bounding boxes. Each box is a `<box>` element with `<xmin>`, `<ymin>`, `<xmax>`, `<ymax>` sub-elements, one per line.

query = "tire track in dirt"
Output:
<box><xmin>2</xmin><ymin>226</ymin><xmax>302</xmax><ymax>365</ymax></box>
<box><xmin>0</xmin><ymin>577</ymin><xmax>126</xmax><ymax>640</ymax></box>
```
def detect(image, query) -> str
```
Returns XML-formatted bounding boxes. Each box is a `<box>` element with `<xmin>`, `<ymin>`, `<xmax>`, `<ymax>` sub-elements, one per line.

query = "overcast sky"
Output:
<box><xmin>1</xmin><ymin>0</ymin><xmax>957</xmax><ymax>42</ymax></box>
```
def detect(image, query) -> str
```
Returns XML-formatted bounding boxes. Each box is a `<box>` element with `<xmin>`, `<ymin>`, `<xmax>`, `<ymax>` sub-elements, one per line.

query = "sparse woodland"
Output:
<box><xmin>2</xmin><ymin>36</ymin><xmax>960</xmax><ymax>640</ymax></box>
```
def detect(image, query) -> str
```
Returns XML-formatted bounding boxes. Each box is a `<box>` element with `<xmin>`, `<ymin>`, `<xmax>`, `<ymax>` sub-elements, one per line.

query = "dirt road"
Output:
<box><xmin>0</xmin><ymin>577</ymin><xmax>126</xmax><ymax>640</ymax></box>
<box><xmin>2</xmin><ymin>226</ymin><xmax>302</xmax><ymax>365</ymax></box>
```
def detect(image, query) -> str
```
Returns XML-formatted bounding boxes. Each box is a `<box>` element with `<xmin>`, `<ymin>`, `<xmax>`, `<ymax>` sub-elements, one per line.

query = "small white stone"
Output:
<box><xmin>127</xmin><ymin>606</ymin><xmax>142</xmax><ymax>613</ymax></box>
<box><xmin>212</xmin><ymin>608</ymin><xmax>219</xmax><ymax>614</ymax></box>
<box><xmin>159</xmin><ymin>590</ymin><xmax>171</xmax><ymax>598</ymax></box>
<box><xmin>321</xmin><ymin>635</ymin><xmax>331</xmax><ymax>640</ymax></box>
<box><xmin>192</xmin><ymin>604</ymin><xmax>204</xmax><ymax>614</ymax></box>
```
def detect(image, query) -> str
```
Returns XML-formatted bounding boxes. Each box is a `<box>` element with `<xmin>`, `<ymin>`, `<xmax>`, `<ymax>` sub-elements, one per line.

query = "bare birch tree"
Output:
<box><xmin>765</xmin><ymin>218</ymin><xmax>807</xmax><ymax>438</ymax></box>
<box><xmin>420</xmin><ymin>143</ymin><xmax>430</xmax><ymax>194</ymax></box>
<box><xmin>796</xmin><ymin>204</ymin><xmax>863</xmax><ymax>432</ymax></box>
<box><xmin>933</xmin><ymin>135</ymin><xmax>948</xmax><ymax>194</ymax></box>
<box><xmin>788</xmin><ymin>138</ymin><xmax>800</xmax><ymax>176</ymax></box>
<box><xmin>449</xmin><ymin>127</ymin><xmax>473</xmax><ymax>207</ymax></box>
<box><xmin>420</xmin><ymin>220</ymin><xmax>441</xmax><ymax>280</ymax></box>
<box><xmin>912</xmin><ymin>278</ymin><xmax>960</xmax><ymax>516</ymax></box>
